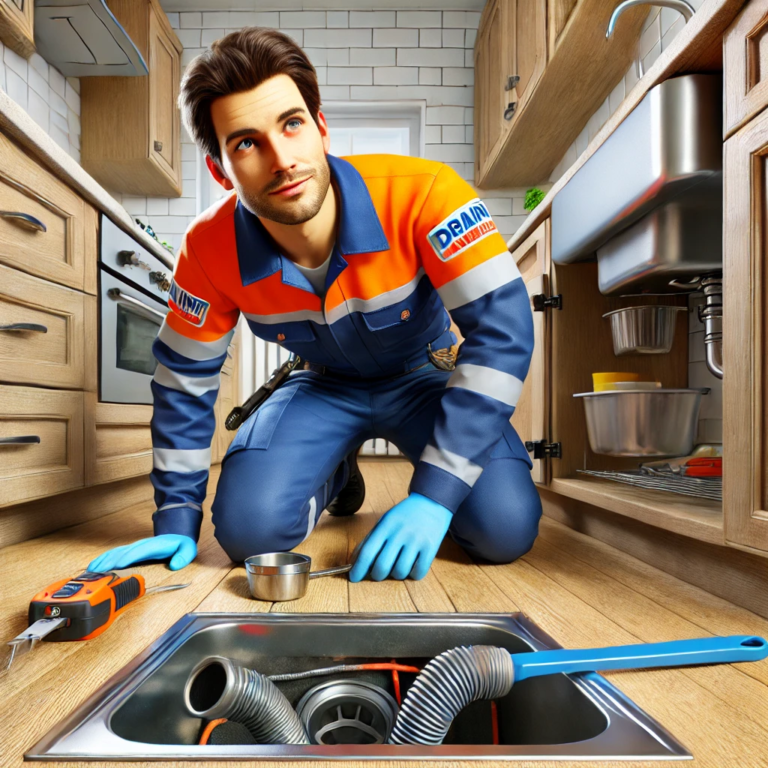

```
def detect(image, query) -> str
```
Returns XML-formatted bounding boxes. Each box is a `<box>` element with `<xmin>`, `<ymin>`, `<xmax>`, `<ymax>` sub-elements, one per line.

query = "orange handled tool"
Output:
<box><xmin>5</xmin><ymin>570</ymin><xmax>188</xmax><ymax>671</ymax></box>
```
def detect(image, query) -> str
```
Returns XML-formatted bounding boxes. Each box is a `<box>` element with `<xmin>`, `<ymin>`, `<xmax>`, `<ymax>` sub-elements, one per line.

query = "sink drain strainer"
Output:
<box><xmin>296</xmin><ymin>679</ymin><xmax>399</xmax><ymax>745</ymax></box>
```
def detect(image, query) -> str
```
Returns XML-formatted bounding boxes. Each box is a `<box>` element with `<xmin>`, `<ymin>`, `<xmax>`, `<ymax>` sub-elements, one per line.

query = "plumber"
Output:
<box><xmin>88</xmin><ymin>27</ymin><xmax>542</xmax><ymax>582</ymax></box>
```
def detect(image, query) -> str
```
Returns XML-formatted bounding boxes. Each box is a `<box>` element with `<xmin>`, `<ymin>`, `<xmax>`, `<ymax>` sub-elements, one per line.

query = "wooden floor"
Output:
<box><xmin>1</xmin><ymin>460</ymin><xmax>767</xmax><ymax>767</ymax></box>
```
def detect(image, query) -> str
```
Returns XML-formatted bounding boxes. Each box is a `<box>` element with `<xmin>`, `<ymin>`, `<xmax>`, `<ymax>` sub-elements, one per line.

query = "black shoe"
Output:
<box><xmin>326</xmin><ymin>447</ymin><xmax>365</xmax><ymax>517</ymax></box>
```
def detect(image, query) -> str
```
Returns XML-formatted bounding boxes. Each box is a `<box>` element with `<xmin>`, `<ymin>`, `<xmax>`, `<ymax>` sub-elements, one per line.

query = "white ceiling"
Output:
<box><xmin>160</xmin><ymin>1</ymin><xmax>485</xmax><ymax>11</ymax></box>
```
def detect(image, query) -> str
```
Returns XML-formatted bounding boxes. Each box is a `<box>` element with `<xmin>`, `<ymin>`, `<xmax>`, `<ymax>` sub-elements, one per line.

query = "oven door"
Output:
<box><xmin>99</xmin><ymin>268</ymin><xmax>167</xmax><ymax>405</ymax></box>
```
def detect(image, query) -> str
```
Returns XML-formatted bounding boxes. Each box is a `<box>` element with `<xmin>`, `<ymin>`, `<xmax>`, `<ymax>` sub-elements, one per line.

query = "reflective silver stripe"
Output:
<box><xmin>157</xmin><ymin>501</ymin><xmax>203</xmax><ymax>512</ymax></box>
<box><xmin>447</xmin><ymin>363</ymin><xmax>524</xmax><ymax>407</ymax></box>
<box><xmin>419</xmin><ymin>444</ymin><xmax>483</xmax><ymax>487</ymax></box>
<box><xmin>153</xmin><ymin>447</ymin><xmax>211</xmax><ymax>473</ymax></box>
<box><xmin>154</xmin><ymin>364</ymin><xmax>220</xmax><ymax>397</ymax></box>
<box><xmin>243</xmin><ymin>309</ymin><xmax>326</xmax><ymax>325</ymax></box>
<box><xmin>157</xmin><ymin>322</ymin><xmax>234</xmax><ymax>361</ymax></box>
<box><xmin>302</xmin><ymin>496</ymin><xmax>317</xmax><ymax>543</ymax></box>
<box><xmin>326</xmin><ymin>269</ymin><xmax>426</xmax><ymax>325</ymax></box>
<box><xmin>437</xmin><ymin>252</ymin><xmax>521</xmax><ymax>311</ymax></box>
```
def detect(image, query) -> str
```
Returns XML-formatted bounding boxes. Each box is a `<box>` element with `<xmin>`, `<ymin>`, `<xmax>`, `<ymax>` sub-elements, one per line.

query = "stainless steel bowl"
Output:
<box><xmin>573</xmin><ymin>388</ymin><xmax>709</xmax><ymax>457</ymax></box>
<box><xmin>603</xmin><ymin>305</ymin><xmax>687</xmax><ymax>355</ymax></box>
<box><xmin>245</xmin><ymin>552</ymin><xmax>352</xmax><ymax>601</ymax></box>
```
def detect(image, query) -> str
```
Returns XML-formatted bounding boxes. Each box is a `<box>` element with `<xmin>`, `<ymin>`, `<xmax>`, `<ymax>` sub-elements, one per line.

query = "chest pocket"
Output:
<box><xmin>361</xmin><ymin>290</ymin><xmax>438</xmax><ymax>351</ymax></box>
<box><xmin>267</xmin><ymin>320</ymin><xmax>317</xmax><ymax>351</ymax></box>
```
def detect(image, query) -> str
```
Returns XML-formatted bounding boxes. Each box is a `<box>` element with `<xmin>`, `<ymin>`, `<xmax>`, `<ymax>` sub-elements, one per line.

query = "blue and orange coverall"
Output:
<box><xmin>150</xmin><ymin>153</ymin><xmax>542</xmax><ymax>563</ymax></box>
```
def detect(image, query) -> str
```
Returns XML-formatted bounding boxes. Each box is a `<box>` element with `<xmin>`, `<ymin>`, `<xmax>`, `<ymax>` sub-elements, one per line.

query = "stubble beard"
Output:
<box><xmin>238</xmin><ymin>156</ymin><xmax>331</xmax><ymax>226</ymax></box>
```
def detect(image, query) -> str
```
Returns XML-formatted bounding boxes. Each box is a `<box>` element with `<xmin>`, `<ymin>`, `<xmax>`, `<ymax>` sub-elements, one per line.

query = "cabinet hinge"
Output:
<box><xmin>525</xmin><ymin>441</ymin><xmax>562</xmax><ymax>460</ymax></box>
<box><xmin>532</xmin><ymin>293</ymin><xmax>563</xmax><ymax>311</ymax></box>
<box><xmin>505</xmin><ymin>75</ymin><xmax>520</xmax><ymax>91</ymax></box>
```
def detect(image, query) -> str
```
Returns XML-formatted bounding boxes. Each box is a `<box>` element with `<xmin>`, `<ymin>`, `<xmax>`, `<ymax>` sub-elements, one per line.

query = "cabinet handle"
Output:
<box><xmin>505</xmin><ymin>75</ymin><xmax>520</xmax><ymax>91</ymax></box>
<box><xmin>0</xmin><ymin>435</ymin><xmax>41</xmax><ymax>445</ymax></box>
<box><xmin>504</xmin><ymin>102</ymin><xmax>517</xmax><ymax>121</ymax></box>
<box><xmin>154</xmin><ymin>140</ymin><xmax>163</xmax><ymax>152</ymax></box>
<box><xmin>0</xmin><ymin>322</ymin><xmax>48</xmax><ymax>333</ymax></box>
<box><xmin>117</xmin><ymin>250</ymin><xmax>151</xmax><ymax>271</ymax></box>
<box><xmin>0</xmin><ymin>211</ymin><xmax>47</xmax><ymax>233</ymax></box>
<box><xmin>107</xmin><ymin>288</ymin><xmax>166</xmax><ymax>321</ymax></box>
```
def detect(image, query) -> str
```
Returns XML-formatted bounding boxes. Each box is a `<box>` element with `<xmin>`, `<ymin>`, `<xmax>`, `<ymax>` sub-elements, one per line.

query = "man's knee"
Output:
<box><xmin>451</xmin><ymin>459</ymin><xmax>543</xmax><ymax>564</ymax></box>
<box><xmin>211</xmin><ymin>451</ymin><xmax>308</xmax><ymax>562</ymax></box>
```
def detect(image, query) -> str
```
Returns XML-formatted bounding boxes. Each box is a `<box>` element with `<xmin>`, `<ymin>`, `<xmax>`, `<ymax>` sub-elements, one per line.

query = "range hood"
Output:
<box><xmin>34</xmin><ymin>0</ymin><xmax>148</xmax><ymax>77</ymax></box>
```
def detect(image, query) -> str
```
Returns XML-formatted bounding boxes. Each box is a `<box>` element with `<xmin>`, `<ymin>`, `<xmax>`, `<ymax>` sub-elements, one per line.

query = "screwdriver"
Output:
<box><xmin>5</xmin><ymin>569</ymin><xmax>189</xmax><ymax>671</ymax></box>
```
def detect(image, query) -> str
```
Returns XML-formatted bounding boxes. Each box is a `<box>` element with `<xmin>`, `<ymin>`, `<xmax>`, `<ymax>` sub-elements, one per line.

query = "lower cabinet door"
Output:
<box><xmin>724</xmin><ymin>114</ymin><xmax>768</xmax><ymax>553</ymax></box>
<box><xmin>0</xmin><ymin>386</ymin><xmax>84</xmax><ymax>506</ymax></box>
<box><xmin>84</xmin><ymin>395</ymin><xmax>153</xmax><ymax>485</ymax></box>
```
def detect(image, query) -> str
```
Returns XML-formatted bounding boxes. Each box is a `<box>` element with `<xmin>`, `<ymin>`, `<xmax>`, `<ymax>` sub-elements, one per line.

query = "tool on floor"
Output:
<box><xmin>5</xmin><ymin>570</ymin><xmax>189</xmax><ymax>671</ymax></box>
<box><xmin>389</xmin><ymin>635</ymin><xmax>768</xmax><ymax>745</ymax></box>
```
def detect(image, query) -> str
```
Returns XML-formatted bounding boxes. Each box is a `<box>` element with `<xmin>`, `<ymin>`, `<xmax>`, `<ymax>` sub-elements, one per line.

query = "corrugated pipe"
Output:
<box><xmin>388</xmin><ymin>645</ymin><xmax>514</xmax><ymax>745</ymax></box>
<box><xmin>699</xmin><ymin>275</ymin><xmax>723</xmax><ymax>380</ymax></box>
<box><xmin>184</xmin><ymin>656</ymin><xmax>309</xmax><ymax>745</ymax></box>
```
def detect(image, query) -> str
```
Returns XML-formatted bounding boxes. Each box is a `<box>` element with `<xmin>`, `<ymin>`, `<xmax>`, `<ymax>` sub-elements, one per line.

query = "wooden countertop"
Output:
<box><xmin>1</xmin><ymin>460</ymin><xmax>767</xmax><ymax>766</ymax></box>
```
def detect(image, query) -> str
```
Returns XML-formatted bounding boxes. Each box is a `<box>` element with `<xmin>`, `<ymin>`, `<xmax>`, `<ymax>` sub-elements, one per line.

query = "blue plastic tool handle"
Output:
<box><xmin>511</xmin><ymin>635</ymin><xmax>768</xmax><ymax>682</ymax></box>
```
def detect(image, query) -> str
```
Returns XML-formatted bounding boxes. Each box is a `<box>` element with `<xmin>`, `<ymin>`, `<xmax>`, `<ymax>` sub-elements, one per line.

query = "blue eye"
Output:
<box><xmin>236</xmin><ymin>138</ymin><xmax>254</xmax><ymax>151</ymax></box>
<box><xmin>287</xmin><ymin>118</ymin><xmax>302</xmax><ymax>130</ymax></box>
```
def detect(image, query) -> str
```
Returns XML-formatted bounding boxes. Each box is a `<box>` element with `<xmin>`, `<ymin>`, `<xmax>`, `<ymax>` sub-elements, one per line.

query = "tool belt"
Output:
<box><xmin>226</xmin><ymin>332</ymin><xmax>457</xmax><ymax>431</ymax></box>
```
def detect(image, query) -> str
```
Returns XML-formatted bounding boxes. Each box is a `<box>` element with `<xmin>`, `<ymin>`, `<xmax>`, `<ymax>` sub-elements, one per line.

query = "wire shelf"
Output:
<box><xmin>576</xmin><ymin>469</ymin><xmax>722</xmax><ymax>502</ymax></box>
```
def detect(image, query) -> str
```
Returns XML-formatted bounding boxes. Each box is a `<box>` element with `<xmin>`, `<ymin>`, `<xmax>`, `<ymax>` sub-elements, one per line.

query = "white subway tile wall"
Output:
<box><xmin>105</xmin><ymin>8</ymin><xmax>548</xmax><ymax>257</ymax></box>
<box><xmin>0</xmin><ymin>46</ymin><xmax>81</xmax><ymax>161</ymax></box>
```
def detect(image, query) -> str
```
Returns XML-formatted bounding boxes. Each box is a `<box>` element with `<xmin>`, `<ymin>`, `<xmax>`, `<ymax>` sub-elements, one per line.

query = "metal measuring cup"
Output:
<box><xmin>244</xmin><ymin>553</ymin><xmax>352</xmax><ymax>601</ymax></box>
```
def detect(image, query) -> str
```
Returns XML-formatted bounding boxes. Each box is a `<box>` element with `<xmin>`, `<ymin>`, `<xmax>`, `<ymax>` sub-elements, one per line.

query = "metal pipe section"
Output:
<box><xmin>388</xmin><ymin>645</ymin><xmax>515</xmax><ymax>746</ymax></box>
<box><xmin>184</xmin><ymin>656</ymin><xmax>309</xmax><ymax>745</ymax></box>
<box><xmin>698</xmin><ymin>275</ymin><xmax>723</xmax><ymax>380</ymax></box>
<box><xmin>605</xmin><ymin>0</ymin><xmax>694</xmax><ymax>39</ymax></box>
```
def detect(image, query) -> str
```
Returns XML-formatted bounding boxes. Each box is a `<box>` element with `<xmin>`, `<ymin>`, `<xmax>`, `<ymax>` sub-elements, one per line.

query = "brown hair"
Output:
<box><xmin>179</xmin><ymin>27</ymin><xmax>321</xmax><ymax>164</ymax></box>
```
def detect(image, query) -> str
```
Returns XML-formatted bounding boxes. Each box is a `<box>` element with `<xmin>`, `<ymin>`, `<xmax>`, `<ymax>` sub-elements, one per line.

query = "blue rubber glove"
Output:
<box><xmin>87</xmin><ymin>534</ymin><xmax>197</xmax><ymax>573</ymax></box>
<box><xmin>349</xmin><ymin>493</ymin><xmax>452</xmax><ymax>582</ymax></box>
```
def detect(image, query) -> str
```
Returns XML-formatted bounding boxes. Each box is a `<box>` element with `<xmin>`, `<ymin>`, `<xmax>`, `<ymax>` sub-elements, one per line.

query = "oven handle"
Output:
<box><xmin>106</xmin><ymin>287</ymin><xmax>166</xmax><ymax>321</ymax></box>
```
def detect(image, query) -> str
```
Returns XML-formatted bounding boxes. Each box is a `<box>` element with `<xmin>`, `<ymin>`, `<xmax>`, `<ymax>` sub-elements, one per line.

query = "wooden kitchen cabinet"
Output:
<box><xmin>0</xmin><ymin>386</ymin><xmax>84</xmax><ymax>507</ymax></box>
<box><xmin>0</xmin><ymin>131</ymin><xmax>87</xmax><ymax>292</ymax></box>
<box><xmin>0</xmin><ymin>264</ymin><xmax>85</xmax><ymax>390</ymax></box>
<box><xmin>724</xmin><ymin>0</ymin><xmax>768</xmax><ymax>140</ymax></box>
<box><xmin>723</xmin><ymin>108</ymin><xmax>768</xmax><ymax>554</ymax></box>
<box><xmin>81</xmin><ymin>0</ymin><xmax>183</xmax><ymax>197</ymax></box>
<box><xmin>474</xmin><ymin>0</ymin><xmax>547</xmax><ymax>184</ymax></box>
<box><xmin>473</xmin><ymin>0</ymin><xmax>648</xmax><ymax>187</ymax></box>
<box><xmin>510</xmin><ymin>219</ymin><xmax>551</xmax><ymax>484</ymax></box>
<box><xmin>0</xmin><ymin>0</ymin><xmax>34</xmax><ymax>59</ymax></box>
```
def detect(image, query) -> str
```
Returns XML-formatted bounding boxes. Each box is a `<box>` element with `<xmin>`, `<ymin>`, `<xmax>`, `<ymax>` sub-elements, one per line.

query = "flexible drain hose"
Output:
<box><xmin>184</xmin><ymin>656</ymin><xmax>309</xmax><ymax>745</ymax></box>
<box><xmin>388</xmin><ymin>645</ymin><xmax>515</xmax><ymax>745</ymax></box>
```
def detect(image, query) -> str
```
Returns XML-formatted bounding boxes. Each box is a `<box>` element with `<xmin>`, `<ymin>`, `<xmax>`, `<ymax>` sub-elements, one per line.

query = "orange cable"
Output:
<box><xmin>199</xmin><ymin>718</ymin><xmax>227</xmax><ymax>745</ymax></box>
<box><xmin>390</xmin><ymin>659</ymin><xmax>402</xmax><ymax>705</ymax></box>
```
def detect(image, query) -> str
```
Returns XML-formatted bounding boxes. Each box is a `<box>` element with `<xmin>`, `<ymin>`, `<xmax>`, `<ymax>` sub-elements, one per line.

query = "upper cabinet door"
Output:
<box><xmin>474</xmin><ymin>0</ymin><xmax>509</xmax><ymax>181</ymax></box>
<box><xmin>510</xmin><ymin>218</ymin><xmax>550</xmax><ymax>484</ymax></box>
<box><xmin>723</xmin><ymin>110</ymin><xmax>768</xmax><ymax>554</ymax></box>
<box><xmin>0</xmin><ymin>0</ymin><xmax>34</xmax><ymax>58</ymax></box>
<box><xmin>148</xmin><ymin>3</ymin><xmax>181</xmax><ymax>186</ymax></box>
<box><xmin>474</xmin><ymin>0</ymin><xmax>547</xmax><ymax>185</ymax></box>
<box><xmin>725</xmin><ymin>1</ymin><xmax>768</xmax><ymax>139</ymax></box>
<box><xmin>510</xmin><ymin>0</ymin><xmax>547</xmax><ymax>114</ymax></box>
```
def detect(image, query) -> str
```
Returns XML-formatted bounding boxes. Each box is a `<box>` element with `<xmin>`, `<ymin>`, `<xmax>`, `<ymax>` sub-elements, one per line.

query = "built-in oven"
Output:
<box><xmin>99</xmin><ymin>214</ymin><xmax>174</xmax><ymax>404</ymax></box>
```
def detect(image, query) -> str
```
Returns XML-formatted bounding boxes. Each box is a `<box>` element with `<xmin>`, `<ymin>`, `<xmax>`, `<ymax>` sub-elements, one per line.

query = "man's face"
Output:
<box><xmin>209</xmin><ymin>74</ymin><xmax>331</xmax><ymax>225</ymax></box>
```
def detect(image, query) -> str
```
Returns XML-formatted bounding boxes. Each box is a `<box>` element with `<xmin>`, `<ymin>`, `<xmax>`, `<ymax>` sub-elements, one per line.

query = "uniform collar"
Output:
<box><xmin>234</xmin><ymin>153</ymin><xmax>390</xmax><ymax>288</ymax></box>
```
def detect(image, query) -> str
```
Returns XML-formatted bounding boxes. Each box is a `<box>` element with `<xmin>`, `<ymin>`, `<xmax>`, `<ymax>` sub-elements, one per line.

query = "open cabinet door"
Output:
<box><xmin>723</xmin><ymin>110</ymin><xmax>768</xmax><ymax>554</ymax></box>
<box><xmin>510</xmin><ymin>220</ymin><xmax>550</xmax><ymax>484</ymax></box>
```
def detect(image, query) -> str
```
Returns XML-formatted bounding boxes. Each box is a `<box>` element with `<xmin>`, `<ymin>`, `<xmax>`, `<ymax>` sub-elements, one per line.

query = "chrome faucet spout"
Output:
<box><xmin>606</xmin><ymin>0</ymin><xmax>695</xmax><ymax>39</ymax></box>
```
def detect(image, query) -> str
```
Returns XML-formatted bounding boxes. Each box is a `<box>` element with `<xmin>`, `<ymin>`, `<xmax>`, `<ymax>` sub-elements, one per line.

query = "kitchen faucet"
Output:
<box><xmin>606</xmin><ymin>0</ymin><xmax>695</xmax><ymax>79</ymax></box>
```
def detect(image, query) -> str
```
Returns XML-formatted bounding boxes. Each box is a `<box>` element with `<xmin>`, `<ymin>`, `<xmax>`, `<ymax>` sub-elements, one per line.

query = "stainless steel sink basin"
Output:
<box><xmin>551</xmin><ymin>73</ymin><xmax>722</xmax><ymax>293</ymax></box>
<box><xmin>26</xmin><ymin>613</ymin><xmax>692</xmax><ymax>761</ymax></box>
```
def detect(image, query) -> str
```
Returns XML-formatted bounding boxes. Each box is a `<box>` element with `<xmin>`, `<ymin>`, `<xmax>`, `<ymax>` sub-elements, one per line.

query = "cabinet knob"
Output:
<box><xmin>154</xmin><ymin>140</ymin><xmax>163</xmax><ymax>152</ymax></box>
<box><xmin>504</xmin><ymin>102</ymin><xmax>517</xmax><ymax>121</ymax></box>
<box><xmin>149</xmin><ymin>271</ymin><xmax>171</xmax><ymax>292</ymax></box>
